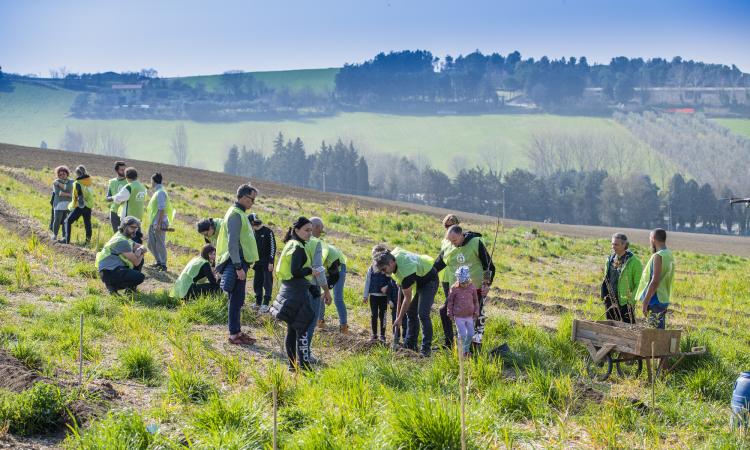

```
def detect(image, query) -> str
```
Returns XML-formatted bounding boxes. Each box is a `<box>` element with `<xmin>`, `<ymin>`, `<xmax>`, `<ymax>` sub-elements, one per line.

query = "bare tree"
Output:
<box><xmin>100</xmin><ymin>129</ymin><xmax>127</xmax><ymax>157</ymax></box>
<box><xmin>170</xmin><ymin>123</ymin><xmax>189</xmax><ymax>166</ymax></box>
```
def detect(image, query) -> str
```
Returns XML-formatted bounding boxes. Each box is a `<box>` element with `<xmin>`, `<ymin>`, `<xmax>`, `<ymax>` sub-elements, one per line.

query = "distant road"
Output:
<box><xmin>1</xmin><ymin>142</ymin><xmax>747</xmax><ymax>257</ymax></box>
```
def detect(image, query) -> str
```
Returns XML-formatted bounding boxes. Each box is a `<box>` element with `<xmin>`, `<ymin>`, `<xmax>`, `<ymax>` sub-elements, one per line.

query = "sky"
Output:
<box><xmin>2</xmin><ymin>0</ymin><xmax>749</xmax><ymax>77</ymax></box>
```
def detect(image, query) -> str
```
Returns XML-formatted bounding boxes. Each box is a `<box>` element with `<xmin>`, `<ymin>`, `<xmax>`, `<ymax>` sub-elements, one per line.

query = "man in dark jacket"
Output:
<box><xmin>249</xmin><ymin>213</ymin><xmax>276</xmax><ymax>312</ymax></box>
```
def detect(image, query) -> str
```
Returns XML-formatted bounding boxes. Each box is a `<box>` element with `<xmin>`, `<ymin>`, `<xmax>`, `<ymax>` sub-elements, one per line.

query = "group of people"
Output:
<box><xmin>49</xmin><ymin>160</ymin><xmax>675</xmax><ymax>371</ymax></box>
<box><xmin>601</xmin><ymin>228</ymin><xmax>675</xmax><ymax>329</ymax></box>
<box><xmin>49</xmin><ymin>161</ymin><xmax>173</xmax><ymax>293</ymax></box>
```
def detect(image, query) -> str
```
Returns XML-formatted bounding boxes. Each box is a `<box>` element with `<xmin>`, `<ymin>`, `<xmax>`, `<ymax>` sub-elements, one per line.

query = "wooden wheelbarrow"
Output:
<box><xmin>572</xmin><ymin>319</ymin><xmax>706</xmax><ymax>382</ymax></box>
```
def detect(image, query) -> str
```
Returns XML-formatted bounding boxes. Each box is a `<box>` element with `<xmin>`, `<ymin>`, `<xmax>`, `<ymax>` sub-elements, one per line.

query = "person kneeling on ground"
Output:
<box><xmin>270</xmin><ymin>217</ymin><xmax>318</xmax><ymax>372</ymax></box>
<box><xmin>95</xmin><ymin>216</ymin><xmax>147</xmax><ymax>294</ymax></box>
<box><xmin>448</xmin><ymin>266</ymin><xmax>480</xmax><ymax>358</ymax></box>
<box><xmin>171</xmin><ymin>244</ymin><xmax>221</xmax><ymax>300</ymax></box>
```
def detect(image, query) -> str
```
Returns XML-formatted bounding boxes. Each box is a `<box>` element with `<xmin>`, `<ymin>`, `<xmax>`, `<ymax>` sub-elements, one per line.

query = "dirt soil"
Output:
<box><xmin>2</xmin><ymin>143</ymin><xmax>748</xmax><ymax>257</ymax></box>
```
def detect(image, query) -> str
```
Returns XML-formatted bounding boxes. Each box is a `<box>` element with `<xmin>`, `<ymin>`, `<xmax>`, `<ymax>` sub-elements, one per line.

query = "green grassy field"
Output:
<box><xmin>176</xmin><ymin>68</ymin><xmax>338</xmax><ymax>94</ymax></box>
<box><xmin>0</xmin><ymin>81</ymin><xmax>672</xmax><ymax>178</ymax></box>
<box><xmin>715</xmin><ymin>118</ymin><xmax>750</xmax><ymax>139</ymax></box>
<box><xmin>0</xmin><ymin>164</ymin><xmax>749</xmax><ymax>448</ymax></box>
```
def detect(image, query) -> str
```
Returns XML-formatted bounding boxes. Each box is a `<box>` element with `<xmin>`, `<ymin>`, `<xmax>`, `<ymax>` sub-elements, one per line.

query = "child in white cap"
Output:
<box><xmin>447</xmin><ymin>265</ymin><xmax>480</xmax><ymax>357</ymax></box>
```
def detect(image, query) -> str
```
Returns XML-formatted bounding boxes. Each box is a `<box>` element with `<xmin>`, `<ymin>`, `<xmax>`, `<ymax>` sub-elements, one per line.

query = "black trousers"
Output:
<box><xmin>439</xmin><ymin>282</ymin><xmax>454</xmax><ymax>348</ymax></box>
<box><xmin>186</xmin><ymin>283</ymin><xmax>221</xmax><ymax>300</ymax></box>
<box><xmin>109</xmin><ymin>211</ymin><xmax>121</xmax><ymax>233</ymax></box>
<box><xmin>604</xmin><ymin>296</ymin><xmax>635</xmax><ymax>324</ymax></box>
<box><xmin>64</xmin><ymin>207</ymin><xmax>92</xmax><ymax>243</ymax></box>
<box><xmin>253</xmin><ymin>263</ymin><xmax>274</xmax><ymax>306</ymax></box>
<box><xmin>285</xmin><ymin>324</ymin><xmax>311</xmax><ymax>371</ymax></box>
<box><xmin>369</xmin><ymin>295</ymin><xmax>388</xmax><ymax>337</ymax></box>
<box><xmin>100</xmin><ymin>267</ymin><xmax>145</xmax><ymax>293</ymax></box>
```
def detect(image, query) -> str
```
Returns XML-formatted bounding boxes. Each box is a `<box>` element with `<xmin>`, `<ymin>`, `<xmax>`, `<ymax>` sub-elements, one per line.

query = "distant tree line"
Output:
<box><xmin>223</xmin><ymin>133</ymin><xmax>749</xmax><ymax>235</ymax></box>
<box><xmin>335</xmin><ymin>50</ymin><xmax>750</xmax><ymax>110</ymax></box>
<box><xmin>223</xmin><ymin>133</ymin><xmax>370</xmax><ymax>196</ymax></box>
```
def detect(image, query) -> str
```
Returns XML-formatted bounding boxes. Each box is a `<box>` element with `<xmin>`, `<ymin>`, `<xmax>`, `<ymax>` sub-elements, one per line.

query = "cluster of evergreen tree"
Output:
<box><xmin>223</xmin><ymin>133</ymin><xmax>369</xmax><ymax>196</ymax></box>
<box><xmin>371</xmin><ymin>162</ymin><xmax>748</xmax><ymax>234</ymax></box>
<box><xmin>335</xmin><ymin>50</ymin><xmax>750</xmax><ymax>108</ymax></box>
<box><xmin>223</xmin><ymin>139</ymin><xmax>749</xmax><ymax>235</ymax></box>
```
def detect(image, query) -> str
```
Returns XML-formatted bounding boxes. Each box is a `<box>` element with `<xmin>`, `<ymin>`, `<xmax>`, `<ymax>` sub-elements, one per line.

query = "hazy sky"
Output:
<box><xmin>2</xmin><ymin>0</ymin><xmax>749</xmax><ymax>77</ymax></box>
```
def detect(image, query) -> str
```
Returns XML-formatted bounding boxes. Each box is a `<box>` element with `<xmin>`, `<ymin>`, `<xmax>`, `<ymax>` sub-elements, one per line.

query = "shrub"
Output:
<box><xmin>68</xmin><ymin>262</ymin><xmax>98</xmax><ymax>279</ymax></box>
<box><xmin>187</xmin><ymin>394</ymin><xmax>269</xmax><ymax>448</ymax></box>
<box><xmin>119</xmin><ymin>345</ymin><xmax>159</xmax><ymax>380</ymax></box>
<box><xmin>8</xmin><ymin>340</ymin><xmax>43</xmax><ymax>370</ymax></box>
<box><xmin>167</xmin><ymin>367</ymin><xmax>215</xmax><ymax>404</ymax></box>
<box><xmin>0</xmin><ymin>383</ymin><xmax>69</xmax><ymax>436</ymax></box>
<box><xmin>388</xmin><ymin>394</ymin><xmax>465</xmax><ymax>449</ymax></box>
<box><xmin>64</xmin><ymin>410</ymin><xmax>153</xmax><ymax>450</ymax></box>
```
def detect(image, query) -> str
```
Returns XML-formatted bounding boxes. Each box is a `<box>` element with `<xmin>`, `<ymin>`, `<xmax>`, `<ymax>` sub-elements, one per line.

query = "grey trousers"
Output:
<box><xmin>51</xmin><ymin>209</ymin><xmax>69</xmax><ymax>239</ymax></box>
<box><xmin>148</xmin><ymin>223</ymin><xmax>168</xmax><ymax>266</ymax></box>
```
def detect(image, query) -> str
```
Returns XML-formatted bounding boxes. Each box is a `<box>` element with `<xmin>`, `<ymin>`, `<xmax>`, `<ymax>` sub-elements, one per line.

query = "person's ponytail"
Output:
<box><xmin>283</xmin><ymin>227</ymin><xmax>294</xmax><ymax>243</ymax></box>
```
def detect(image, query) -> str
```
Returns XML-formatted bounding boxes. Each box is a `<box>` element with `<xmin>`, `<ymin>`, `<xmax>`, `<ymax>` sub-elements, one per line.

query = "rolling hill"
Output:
<box><xmin>0</xmin><ymin>144</ymin><xmax>748</xmax><ymax>448</ymax></box>
<box><xmin>0</xmin><ymin>79</ymin><xmax>671</xmax><ymax>178</ymax></box>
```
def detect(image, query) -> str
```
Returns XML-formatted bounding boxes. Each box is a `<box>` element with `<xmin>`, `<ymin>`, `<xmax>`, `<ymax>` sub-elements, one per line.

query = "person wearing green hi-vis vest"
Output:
<box><xmin>63</xmin><ymin>165</ymin><xmax>94</xmax><ymax>245</ymax></box>
<box><xmin>433</xmin><ymin>224</ymin><xmax>495</xmax><ymax>352</ymax></box>
<box><xmin>145</xmin><ymin>172</ymin><xmax>175</xmax><ymax>272</ymax></box>
<box><xmin>600</xmin><ymin>233</ymin><xmax>642</xmax><ymax>324</ymax></box>
<box><xmin>635</xmin><ymin>229</ymin><xmax>676</xmax><ymax>329</ymax></box>
<box><xmin>196</xmin><ymin>217</ymin><xmax>225</xmax><ymax>247</ymax></box>
<box><xmin>170</xmin><ymin>244</ymin><xmax>220</xmax><ymax>300</ymax></box>
<box><xmin>105</xmin><ymin>161</ymin><xmax>128</xmax><ymax>232</ymax></box>
<box><xmin>373</xmin><ymin>247</ymin><xmax>438</xmax><ymax>357</ymax></box>
<box><xmin>108</xmin><ymin>167</ymin><xmax>147</xmax><ymax>244</ymax></box>
<box><xmin>96</xmin><ymin>216</ymin><xmax>147</xmax><ymax>294</ymax></box>
<box><xmin>216</xmin><ymin>184</ymin><xmax>260</xmax><ymax>346</ymax></box>
<box><xmin>310</xmin><ymin>217</ymin><xmax>348</xmax><ymax>334</ymax></box>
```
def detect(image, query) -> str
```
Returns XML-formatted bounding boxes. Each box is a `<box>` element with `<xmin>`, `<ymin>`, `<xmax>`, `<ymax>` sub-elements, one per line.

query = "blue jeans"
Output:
<box><xmin>404</xmin><ymin>278</ymin><xmax>438</xmax><ymax>355</ymax></box>
<box><xmin>321</xmin><ymin>264</ymin><xmax>348</xmax><ymax>325</ymax></box>
<box><xmin>221</xmin><ymin>261</ymin><xmax>249</xmax><ymax>334</ymax></box>
<box><xmin>306</xmin><ymin>291</ymin><xmax>321</xmax><ymax>353</ymax></box>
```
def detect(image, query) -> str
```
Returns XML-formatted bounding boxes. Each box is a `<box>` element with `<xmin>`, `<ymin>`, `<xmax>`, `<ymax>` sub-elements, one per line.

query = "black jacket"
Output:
<box><xmin>253</xmin><ymin>225</ymin><xmax>276</xmax><ymax>264</ymax></box>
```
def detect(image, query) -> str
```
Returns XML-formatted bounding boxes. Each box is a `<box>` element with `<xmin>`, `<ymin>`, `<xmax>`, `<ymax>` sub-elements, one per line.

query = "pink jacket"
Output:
<box><xmin>447</xmin><ymin>283</ymin><xmax>479</xmax><ymax>319</ymax></box>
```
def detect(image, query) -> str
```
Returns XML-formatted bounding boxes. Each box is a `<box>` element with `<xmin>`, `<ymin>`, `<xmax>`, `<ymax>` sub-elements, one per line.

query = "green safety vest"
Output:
<box><xmin>635</xmin><ymin>248</ymin><xmax>675</xmax><ymax>305</ymax></box>
<box><xmin>603</xmin><ymin>253</ymin><xmax>643</xmax><ymax>306</ymax></box>
<box><xmin>304</xmin><ymin>237</ymin><xmax>323</xmax><ymax>283</ymax></box>
<box><xmin>322</xmin><ymin>242</ymin><xmax>347</xmax><ymax>268</ymax></box>
<box><xmin>68</xmin><ymin>180</ymin><xmax>94</xmax><ymax>211</ymax></box>
<box><xmin>118</xmin><ymin>181</ymin><xmax>147</xmax><ymax>221</ymax></box>
<box><xmin>171</xmin><ymin>256</ymin><xmax>209</xmax><ymax>299</ymax></box>
<box><xmin>216</xmin><ymin>206</ymin><xmax>258</xmax><ymax>266</ymax></box>
<box><xmin>146</xmin><ymin>187</ymin><xmax>176</xmax><ymax>229</ymax></box>
<box><xmin>438</xmin><ymin>239</ymin><xmax>452</xmax><ymax>283</ymax></box>
<box><xmin>391</xmin><ymin>247</ymin><xmax>434</xmax><ymax>286</ymax></box>
<box><xmin>276</xmin><ymin>239</ymin><xmax>311</xmax><ymax>282</ymax></box>
<box><xmin>441</xmin><ymin>236</ymin><xmax>484</xmax><ymax>286</ymax></box>
<box><xmin>107</xmin><ymin>178</ymin><xmax>128</xmax><ymax>212</ymax></box>
<box><xmin>207</xmin><ymin>218</ymin><xmax>225</xmax><ymax>246</ymax></box>
<box><xmin>95</xmin><ymin>232</ymin><xmax>134</xmax><ymax>270</ymax></box>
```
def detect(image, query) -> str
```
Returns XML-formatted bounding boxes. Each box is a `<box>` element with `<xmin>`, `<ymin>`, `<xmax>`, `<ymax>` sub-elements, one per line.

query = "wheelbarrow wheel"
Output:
<box><xmin>585</xmin><ymin>351</ymin><xmax>613</xmax><ymax>381</ymax></box>
<box><xmin>614</xmin><ymin>352</ymin><xmax>643</xmax><ymax>379</ymax></box>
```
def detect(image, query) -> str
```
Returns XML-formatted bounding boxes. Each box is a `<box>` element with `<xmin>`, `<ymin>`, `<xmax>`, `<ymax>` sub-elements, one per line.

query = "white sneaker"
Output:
<box><xmin>259</xmin><ymin>305</ymin><xmax>269</xmax><ymax>313</ymax></box>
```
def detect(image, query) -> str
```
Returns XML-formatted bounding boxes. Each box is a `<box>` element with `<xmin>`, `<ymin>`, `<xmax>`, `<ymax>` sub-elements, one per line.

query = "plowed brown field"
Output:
<box><xmin>1</xmin><ymin>142</ymin><xmax>747</xmax><ymax>257</ymax></box>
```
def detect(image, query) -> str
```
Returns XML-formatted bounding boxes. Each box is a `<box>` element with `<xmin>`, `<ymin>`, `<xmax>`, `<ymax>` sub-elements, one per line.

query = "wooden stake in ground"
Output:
<box><xmin>272</xmin><ymin>383</ymin><xmax>278</xmax><ymax>450</ymax></box>
<box><xmin>457</xmin><ymin>327</ymin><xmax>467</xmax><ymax>450</ymax></box>
<box><xmin>78</xmin><ymin>314</ymin><xmax>84</xmax><ymax>389</ymax></box>
<box><xmin>651</xmin><ymin>341</ymin><xmax>656</xmax><ymax>405</ymax></box>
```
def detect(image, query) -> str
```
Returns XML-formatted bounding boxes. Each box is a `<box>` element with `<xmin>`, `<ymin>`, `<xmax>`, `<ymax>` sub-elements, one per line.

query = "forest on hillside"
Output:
<box><xmin>3</xmin><ymin>49</ymin><xmax>749</xmax><ymax>120</ymax></box>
